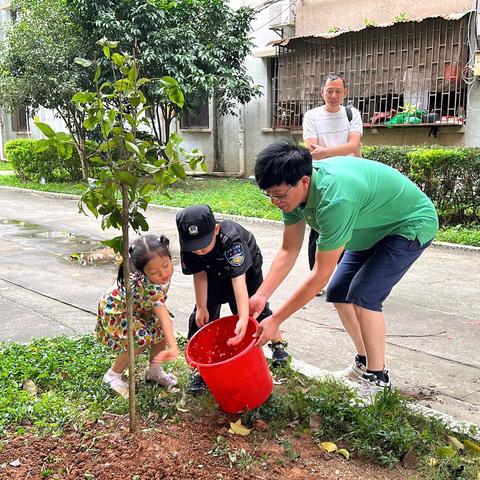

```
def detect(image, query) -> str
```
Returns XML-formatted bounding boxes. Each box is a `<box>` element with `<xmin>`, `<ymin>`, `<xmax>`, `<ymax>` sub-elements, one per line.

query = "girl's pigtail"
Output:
<box><xmin>158</xmin><ymin>235</ymin><xmax>170</xmax><ymax>248</ymax></box>
<box><xmin>117</xmin><ymin>245</ymin><xmax>135</xmax><ymax>286</ymax></box>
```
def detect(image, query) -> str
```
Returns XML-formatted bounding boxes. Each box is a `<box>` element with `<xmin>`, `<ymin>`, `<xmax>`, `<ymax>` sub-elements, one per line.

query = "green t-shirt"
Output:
<box><xmin>283</xmin><ymin>157</ymin><xmax>438</xmax><ymax>251</ymax></box>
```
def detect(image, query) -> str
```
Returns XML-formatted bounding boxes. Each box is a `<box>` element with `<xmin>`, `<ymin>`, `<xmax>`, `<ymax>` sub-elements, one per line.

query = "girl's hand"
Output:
<box><xmin>227</xmin><ymin>317</ymin><xmax>249</xmax><ymax>346</ymax></box>
<box><xmin>151</xmin><ymin>343</ymin><xmax>179</xmax><ymax>363</ymax></box>
<box><xmin>195</xmin><ymin>306</ymin><xmax>209</xmax><ymax>328</ymax></box>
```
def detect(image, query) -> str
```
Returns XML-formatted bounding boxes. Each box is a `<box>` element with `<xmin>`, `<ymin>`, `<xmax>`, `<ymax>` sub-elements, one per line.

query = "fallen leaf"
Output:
<box><xmin>21</xmin><ymin>379</ymin><xmax>37</xmax><ymax>396</ymax></box>
<box><xmin>464</xmin><ymin>439</ymin><xmax>480</xmax><ymax>454</ymax></box>
<box><xmin>229</xmin><ymin>419</ymin><xmax>251</xmax><ymax>436</ymax></box>
<box><xmin>337</xmin><ymin>448</ymin><xmax>350</xmax><ymax>460</ymax></box>
<box><xmin>319</xmin><ymin>441</ymin><xmax>337</xmax><ymax>453</ymax></box>
<box><xmin>273</xmin><ymin>377</ymin><xmax>287</xmax><ymax>385</ymax></box>
<box><xmin>9</xmin><ymin>459</ymin><xmax>21</xmax><ymax>467</ymax></box>
<box><xmin>447</xmin><ymin>435</ymin><xmax>465</xmax><ymax>451</ymax></box>
<box><xmin>176</xmin><ymin>405</ymin><xmax>189</xmax><ymax>413</ymax></box>
<box><xmin>401</xmin><ymin>449</ymin><xmax>419</xmax><ymax>469</ymax></box>
<box><xmin>427</xmin><ymin>457</ymin><xmax>438</xmax><ymax>466</ymax></box>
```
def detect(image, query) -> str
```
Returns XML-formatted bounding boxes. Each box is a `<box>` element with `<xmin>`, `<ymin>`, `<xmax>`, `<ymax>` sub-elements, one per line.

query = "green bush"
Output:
<box><xmin>5</xmin><ymin>138</ymin><xmax>82</xmax><ymax>182</ymax></box>
<box><xmin>362</xmin><ymin>145</ymin><xmax>480</xmax><ymax>225</ymax></box>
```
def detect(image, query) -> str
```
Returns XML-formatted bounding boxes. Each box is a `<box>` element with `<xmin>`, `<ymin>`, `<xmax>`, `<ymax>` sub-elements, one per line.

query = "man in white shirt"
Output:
<box><xmin>303</xmin><ymin>74</ymin><xmax>363</xmax><ymax>293</ymax></box>
<box><xmin>303</xmin><ymin>74</ymin><xmax>363</xmax><ymax>159</ymax></box>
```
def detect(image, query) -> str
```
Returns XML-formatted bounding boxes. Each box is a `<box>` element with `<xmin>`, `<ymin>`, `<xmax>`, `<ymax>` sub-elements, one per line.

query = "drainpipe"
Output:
<box><xmin>238</xmin><ymin>104</ymin><xmax>246</xmax><ymax>177</ymax></box>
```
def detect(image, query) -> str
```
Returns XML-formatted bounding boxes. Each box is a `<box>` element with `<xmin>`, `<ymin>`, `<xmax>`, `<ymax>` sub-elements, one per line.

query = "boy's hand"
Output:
<box><xmin>195</xmin><ymin>307</ymin><xmax>209</xmax><ymax>328</ymax></box>
<box><xmin>227</xmin><ymin>317</ymin><xmax>248</xmax><ymax>346</ymax></box>
<box><xmin>253</xmin><ymin>315</ymin><xmax>281</xmax><ymax>347</ymax></box>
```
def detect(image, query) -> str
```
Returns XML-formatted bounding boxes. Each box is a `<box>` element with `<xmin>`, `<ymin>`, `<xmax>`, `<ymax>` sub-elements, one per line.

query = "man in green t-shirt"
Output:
<box><xmin>250</xmin><ymin>140</ymin><xmax>438</xmax><ymax>397</ymax></box>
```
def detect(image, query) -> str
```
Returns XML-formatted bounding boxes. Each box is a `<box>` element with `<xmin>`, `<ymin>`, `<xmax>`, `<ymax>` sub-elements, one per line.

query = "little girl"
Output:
<box><xmin>96</xmin><ymin>234</ymin><xmax>179</xmax><ymax>396</ymax></box>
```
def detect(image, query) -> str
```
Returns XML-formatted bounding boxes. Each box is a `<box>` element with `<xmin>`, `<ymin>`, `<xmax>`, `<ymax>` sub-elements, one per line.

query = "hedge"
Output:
<box><xmin>362</xmin><ymin>145</ymin><xmax>480</xmax><ymax>225</ymax></box>
<box><xmin>5</xmin><ymin>138</ymin><xmax>82</xmax><ymax>182</ymax></box>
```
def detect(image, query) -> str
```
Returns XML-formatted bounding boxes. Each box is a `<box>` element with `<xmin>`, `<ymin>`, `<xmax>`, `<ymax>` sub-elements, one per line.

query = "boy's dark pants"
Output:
<box><xmin>187</xmin><ymin>269</ymin><xmax>272</xmax><ymax>339</ymax></box>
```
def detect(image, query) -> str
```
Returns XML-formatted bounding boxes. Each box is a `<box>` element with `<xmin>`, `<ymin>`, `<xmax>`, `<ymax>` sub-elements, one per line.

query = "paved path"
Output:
<box><xmin>0</xmin><ymin>187</ymin><xmax>479</xmax><ymax>427</ymax></box>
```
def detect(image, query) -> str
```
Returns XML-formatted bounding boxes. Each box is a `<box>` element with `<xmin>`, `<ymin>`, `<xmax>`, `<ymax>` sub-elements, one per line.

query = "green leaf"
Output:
<box><xmin>35</xmin><ymin>139</ymin><xmax>52</xmax><ymax>153</ymax></box>
<box><xmin>71</xmin><ymin>92</ymin><xmax>96</xmax><ymax>103</ymax></box>
<box><xmin>74</xmin><ymin>57</ymin><xmax>92</xmax><ymax>68</ymax></box>
<box><xmin>111</xmin><ymin>53</ymin><xmax>124</xmax><ymax>67</ymax></box>
<box><xmin>34</xmin><ymin>121</ymin><xmax>56</xmax><ymax>138</ymax></box>
<box><xmin>83</xmin><ymin>115</ymin><xmax>98</xmax><ymax>131</ymax></box>
<box><xmin>103</xmin><ymin>46</ymin><xmax>111</xmax><ymax>59</ymax></box>
<box><xmin>436</xmin><ymin>446</ymin><xmax>457</xmax><ymax>458</ymax></box>
<box><xmin>125</xmin><ymin>141</ymin><xmax>140</xmax><ymax>156</ymax></box>
<box><xmin>101</xmin><ymin>236</ymin><xmax>123</xmax><ymax>253</ymax></box>
<box><xmin>93</xmin><ymin>65</ymin><xmax>101</xmax><ymax>83</ymax></box>
<box><xmin>116</xmin><ymin>171</ymin><xmax>137</xmax><ymax>188</ymax></box>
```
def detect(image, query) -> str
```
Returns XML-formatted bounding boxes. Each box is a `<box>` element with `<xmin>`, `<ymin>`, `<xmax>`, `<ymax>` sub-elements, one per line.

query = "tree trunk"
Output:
<box><xmin>121</xmin><ymin>184</ymin><xmax>137</xmax><ymax>433</ymax></box>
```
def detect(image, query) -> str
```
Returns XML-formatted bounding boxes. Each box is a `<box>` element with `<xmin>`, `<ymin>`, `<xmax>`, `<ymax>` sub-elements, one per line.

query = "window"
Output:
<box><xmin>11</xmin><ymin>107</ymin><xmax>28</xmax><ymax>132</ymax></box>
<box><xmin>271</xmin><ymin>17</ymin><xmax>468</xmax><ymax>129</ymax></box>
<box><xmin>180</xmin><ymin>97</ymin><xmax>210</xmax><ymax>129</ymax></box>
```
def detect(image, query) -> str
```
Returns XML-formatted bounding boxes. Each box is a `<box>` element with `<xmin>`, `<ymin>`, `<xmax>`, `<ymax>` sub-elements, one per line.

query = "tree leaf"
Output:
<box><xmin>337</xmin><ymin>448</ymin><xmax>350</xmax><ymax>460</ymax></box>
<box><xmin>116</xmin><ymin>171</ymin><xmax>137</xmax><ymax>188</ymax></box>
<box><xmin>464</xmin><ymin>439</ymin><xmax>480</xmax><ymax>454</ymax></box>
<box><xmin>34</xmin><ymin>121</ymin><xmax>55</xmax><ymax>138</ymax></box>
<box><xmin>447</xmin><ymin>435</ymin><xmax>465</xmax><ymax>451</ymax></box>
<box><xmin>436</xmin><ymin>446</ymin><xmax>456</xmax><ymax>458</ymax></box>
<box><xmin>71</xmin><ymin>91</ymin><xmax>96</xmax><ymax>103</ymax></box>
<box><xmin>229</xmin><ymin>419</ymin><xmax>251</xmax><ymax>436</ymax></box>
<box><xmin>74</xmin><ymin>57</ymin><xmax>92</xmax><ymax>68</ymax></box>
<box><xmin>101</xmin><ymin>236</ymin><xmax>123</xmax><ymax>253</ymax></box>
<box><xmin>319</xmin><ymin>442</ymin><xmax>337</xmax><ymax>453</ymax></box>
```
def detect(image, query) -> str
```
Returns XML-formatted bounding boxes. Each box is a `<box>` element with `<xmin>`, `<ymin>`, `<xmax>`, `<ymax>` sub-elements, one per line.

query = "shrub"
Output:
<box><xmin>5</xmin><ymin>138</ymin><xmax>82</xmax><ymax>182</ymax></box>
<box><xmin>362</xmin><ymin>145</ymin><xmax>480</xmax><ymax>225</ymax></box>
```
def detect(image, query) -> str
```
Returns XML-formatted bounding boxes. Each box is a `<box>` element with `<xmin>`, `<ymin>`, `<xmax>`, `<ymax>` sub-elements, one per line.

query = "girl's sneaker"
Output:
<box><xmin>145</xmin><ymin>365</ymin><xmax>178</xmax><ymax>390</ymax></box>
<box><xmin>103</xmin><ymin>369</ymin><xmax>129</xmax><ymax>398</ymax></box>
<box><xmin>359</xmin><ymin>369</ymin><xmax>391</xmax><ymax>400</ymax></box>
<box><xmin>333</xmin><ymin>359</ymin><xmax>367</xmax><ymax>384</ymax></box>
<box><xmin>268</xmin><ymin>341</ymin><xmax>290</xmax><ymax>367</ymax></box>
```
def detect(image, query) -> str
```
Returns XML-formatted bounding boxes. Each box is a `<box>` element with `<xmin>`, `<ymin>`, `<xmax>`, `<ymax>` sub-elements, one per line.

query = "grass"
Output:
<box><xmin>1</xmin><ymin>335</ymin><xmax>479</xmax><ymax>479</ymax></box>
<box><xmin>0</xmin><ymin>161</ymin><xmax>13</xmax><ymax>171</ymax></box>
<box><xmin>0</xmin><ymin>174</ymin><xmax>479</xmax><ymax>246</ymax></box>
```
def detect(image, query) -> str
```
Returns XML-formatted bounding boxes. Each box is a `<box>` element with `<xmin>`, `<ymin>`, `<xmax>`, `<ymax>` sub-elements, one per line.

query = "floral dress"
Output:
<box><xmin>96</xmin><ymin>273</ymin><xmax>169</xmax><ymax>352</ymax></box>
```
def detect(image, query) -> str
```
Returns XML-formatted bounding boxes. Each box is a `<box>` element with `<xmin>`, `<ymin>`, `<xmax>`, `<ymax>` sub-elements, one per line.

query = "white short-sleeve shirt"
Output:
<box><xmin>303</xmin><ymin>105</ymin><xmax>363</xmax><ymax>154</ymax></box>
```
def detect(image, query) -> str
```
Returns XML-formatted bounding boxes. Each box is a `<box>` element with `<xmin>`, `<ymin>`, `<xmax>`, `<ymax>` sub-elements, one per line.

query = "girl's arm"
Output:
<box><xmin>151</xmin><ymin>305</ymin><xmax>179</xmax><ymax>363</ymax></box>
<box><xmin>227</xmin><ymin>273</ymin><xmax>250</xmax><ymax>346</ymax></box>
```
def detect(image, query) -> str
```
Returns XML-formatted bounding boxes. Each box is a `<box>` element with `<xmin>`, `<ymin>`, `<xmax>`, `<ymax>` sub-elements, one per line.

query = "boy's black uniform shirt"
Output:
<box><xmin>180</xmin><ymin>220</ymin><xmax>262</xmax><ymax>279</ymax></box>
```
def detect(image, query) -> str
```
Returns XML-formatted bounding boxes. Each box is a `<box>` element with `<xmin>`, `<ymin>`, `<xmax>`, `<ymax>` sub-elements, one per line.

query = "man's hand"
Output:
<box><xmin>249</xmin><ymin>293</ymin><xmax>267</xmax><ymax>319</ymax></box>
<box><xmin>227</xmin><ymin>317</ymin><xmax>249</xmax><ymax>346</ymax></box>
<box><xmin>195</xmin><ymin>306</ymin><xmax>209</xmax><ymax>328</ymax></box>
<box><xmin>308</xmin><ymin>143</ymin><xmax>327</xmax><ymax>160</ymax></box>
<box><xmin>253</xmin><ymin>315</ymin><xmax>281</xmax><ymax>347</ymax></box>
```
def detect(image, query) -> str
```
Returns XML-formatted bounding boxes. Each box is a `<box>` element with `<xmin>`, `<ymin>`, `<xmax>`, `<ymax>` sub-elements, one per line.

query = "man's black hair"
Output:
<box><xmin>322</xmin><ymin>73</ymin><xmax>346</xmax><ymax>88</ymax></box>
<box><xmin>254</xmin><ymin>139</ymin><xmax>312</xmax><ymax>190</ymax></box>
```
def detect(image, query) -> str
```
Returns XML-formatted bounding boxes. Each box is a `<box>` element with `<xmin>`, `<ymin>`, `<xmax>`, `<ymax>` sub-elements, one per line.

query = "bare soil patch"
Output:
<box><xmin>0</xmin><ymin>412</ymin><xmax>419</xmax><ymax>480</ymax></box>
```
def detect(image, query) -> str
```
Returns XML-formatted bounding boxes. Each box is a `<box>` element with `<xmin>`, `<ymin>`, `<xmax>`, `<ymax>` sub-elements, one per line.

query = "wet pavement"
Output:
<box><xmin>0</xmin><ymin>186</ymin><xmax>479</xmax><ymax>428</ymax></box>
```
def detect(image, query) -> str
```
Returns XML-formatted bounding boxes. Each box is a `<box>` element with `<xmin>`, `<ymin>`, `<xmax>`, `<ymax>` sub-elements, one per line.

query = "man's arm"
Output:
<box><xmin>254</xmin><ymin>246</ymin><xmax>344</xmax><ymax>346</ymax></box>
<box><xmin>308</xmin><ymin>131</ymin><xmax>361</xmax><ymax>159</ymax></box>
<box><xmin>249</xmin><ymin>221</ymin><xmax>305</xmax><ymax>317</ymax></box>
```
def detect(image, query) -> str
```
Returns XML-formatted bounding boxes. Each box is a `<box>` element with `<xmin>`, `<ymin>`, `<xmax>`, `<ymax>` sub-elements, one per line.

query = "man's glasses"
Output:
<box><xmin>262</xmin><ymin>183</ymin><xmax>297</xmax><ymax>201</ymax></box>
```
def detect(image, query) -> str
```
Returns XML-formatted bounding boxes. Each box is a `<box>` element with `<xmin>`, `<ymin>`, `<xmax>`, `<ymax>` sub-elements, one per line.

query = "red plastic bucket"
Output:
<box><xmin>185</xmin><ymin>315</ymin><xmax>273</xmax><ymax>414</ymax></box>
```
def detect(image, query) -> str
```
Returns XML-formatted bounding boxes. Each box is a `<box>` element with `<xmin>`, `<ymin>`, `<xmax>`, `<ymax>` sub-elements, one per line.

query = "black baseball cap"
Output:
<box><xmin>176</xmin><ymin>204</ymin><xmax>216</xmax><ymax>252</ymax></box>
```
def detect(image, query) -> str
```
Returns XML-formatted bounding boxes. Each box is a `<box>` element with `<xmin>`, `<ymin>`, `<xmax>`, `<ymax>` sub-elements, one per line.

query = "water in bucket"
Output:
<box><xmin>185</xmin><ymin>315</ymin><xmax>273</xmax><ymax>414</ymax></box>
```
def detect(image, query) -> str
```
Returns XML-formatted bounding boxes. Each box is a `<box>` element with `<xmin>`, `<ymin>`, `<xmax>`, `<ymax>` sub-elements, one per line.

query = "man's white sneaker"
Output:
<box><xmin>333</xmin><ymin>360</ymin><xmax>367</xmax><ymax>384</ymax></box>
<box><xmin>103</xmin><ymin>369</ymin><xmax>129</xmax><ymax>398</ymax></box>
<box><xmin>358</xmin><ymin>370</ymin><xmax>391</xmax><ymax>400</ymax></box>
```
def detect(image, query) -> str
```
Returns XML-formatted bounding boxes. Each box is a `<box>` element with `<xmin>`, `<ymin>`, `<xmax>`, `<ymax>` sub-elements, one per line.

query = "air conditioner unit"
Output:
<box><xmin>269</xmin><ymin>0</ymin><xmax>294</xmax><ymax>28</ymax></box>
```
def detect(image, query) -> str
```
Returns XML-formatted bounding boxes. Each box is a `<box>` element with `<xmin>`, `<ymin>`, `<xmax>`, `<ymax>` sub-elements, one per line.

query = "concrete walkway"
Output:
<box><xmin>0</xmin><ymin>186</ymin><xmax>479</xmax><ymax>428</ymax></box>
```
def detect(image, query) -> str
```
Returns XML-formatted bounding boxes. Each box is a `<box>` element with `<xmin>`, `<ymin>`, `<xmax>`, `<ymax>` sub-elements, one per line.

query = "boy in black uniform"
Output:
<box><xmin>176</xmin><ymin>204</ymin><xmax>290</xmax><ymax>393</ymax></box>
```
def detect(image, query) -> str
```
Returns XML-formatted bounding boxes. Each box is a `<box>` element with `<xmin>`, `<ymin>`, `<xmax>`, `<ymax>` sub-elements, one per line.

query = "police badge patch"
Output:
<box><xmin>225</xmin><ymin>242</ymin><xmax>244</xmax><ymax>266</ymax></box>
